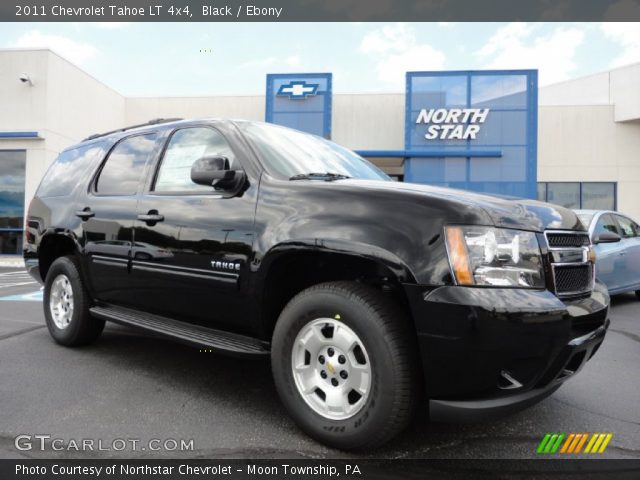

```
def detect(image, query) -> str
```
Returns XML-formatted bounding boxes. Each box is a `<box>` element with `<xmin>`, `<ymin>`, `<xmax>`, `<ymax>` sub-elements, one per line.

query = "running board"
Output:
<box><xmin>90</xmin><ymin>305</ymin><xmax>269</xmax><ymax>356</ymax></box>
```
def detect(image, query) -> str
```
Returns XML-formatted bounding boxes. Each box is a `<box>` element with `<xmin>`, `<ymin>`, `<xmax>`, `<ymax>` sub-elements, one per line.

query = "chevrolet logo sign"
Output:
<box><xmin>276</xmin><ymin>81</ymin><xmax>319</xmax><ymax>99</ymax></box>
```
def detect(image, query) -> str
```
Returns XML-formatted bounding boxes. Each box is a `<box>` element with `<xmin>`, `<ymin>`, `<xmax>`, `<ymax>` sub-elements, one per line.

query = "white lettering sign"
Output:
<box><xmin>415</xmin><ymin>108</ymin><xmax>490</xmax><ymax>140</ymax></box>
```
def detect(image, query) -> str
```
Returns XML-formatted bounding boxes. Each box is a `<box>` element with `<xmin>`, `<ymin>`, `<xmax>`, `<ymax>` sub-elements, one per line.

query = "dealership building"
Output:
<box><xmin>1</xmin><ymin>48</ymin><xmax>640</xmax><ymax>254</ymax></box>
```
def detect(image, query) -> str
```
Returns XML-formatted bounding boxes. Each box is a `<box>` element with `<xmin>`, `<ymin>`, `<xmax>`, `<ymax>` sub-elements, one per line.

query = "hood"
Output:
<box><xmin>337</xmin><ymin>179</ymin><xmax>584</xmax><ymax>232</ymax></box>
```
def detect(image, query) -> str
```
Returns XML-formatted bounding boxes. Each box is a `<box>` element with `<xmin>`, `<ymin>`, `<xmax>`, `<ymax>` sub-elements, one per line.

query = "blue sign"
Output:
<box><xmin>266</xmin><ymin>73</ymin><xmax>332</xmax><ymax>138</ymax></box>
<box><xmin>404</xmin><ymin>70</ymin><xmax>538</xmax><ymax>199</ymax></box>
<box><xmin>276</xmin><ymin>81</ymin><xmax>319</xmax><ymax>99</ymax></box>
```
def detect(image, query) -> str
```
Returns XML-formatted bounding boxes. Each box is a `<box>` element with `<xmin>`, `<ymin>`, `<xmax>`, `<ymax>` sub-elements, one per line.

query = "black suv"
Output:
<box><xmin>24</xmin><ymin>118</ymin><xmax>609</xmax><ymax>450</ymax></box>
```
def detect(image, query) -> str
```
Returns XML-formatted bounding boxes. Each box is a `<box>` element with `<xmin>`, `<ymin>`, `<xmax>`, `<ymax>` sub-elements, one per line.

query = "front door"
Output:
<box><xmin>592</xmin><ymin>213</ymin><xmax>626</xmax><ymax>292</ymax></box>
<box><xmin>129</xmin><ymin>126</ymin><xmax>257</xmax><ymax>332</ymax></box>
<box><xmin>613</xmin><ymin>214</ymin><xmax>640</xmax><ymax>291</ymax></box>
<box><xmin>81</xmin><ymin>132</ymin><xmax>158</xmax><ymax>305</ymax></box>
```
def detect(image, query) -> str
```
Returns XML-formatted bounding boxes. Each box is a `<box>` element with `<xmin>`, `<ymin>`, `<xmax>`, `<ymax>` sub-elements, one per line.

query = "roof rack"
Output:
<box><xmin>82</xmin><ymin>118</ymin><xmax>184</xmax><ymax>141</ymax></box>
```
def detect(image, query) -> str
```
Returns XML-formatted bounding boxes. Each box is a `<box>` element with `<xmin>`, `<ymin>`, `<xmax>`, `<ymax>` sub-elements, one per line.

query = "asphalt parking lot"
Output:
<box><xmin>0</xmin><ymin>266</ymin><xmax>638</xmax><ymax>460</ymax></box>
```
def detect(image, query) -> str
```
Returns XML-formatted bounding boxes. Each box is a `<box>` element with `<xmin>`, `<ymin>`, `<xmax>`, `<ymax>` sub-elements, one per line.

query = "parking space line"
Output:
<box><xmin>0</xmin><ymin>281</ymin><xmax>37</xmax><ymax>289</ymax></box>
<box><xmin>0</xmin><ymin>325</ymin><xmax>46</xmax><ymax>341</ymax></box>
<box><xmin>0</xmin><ymin>290</ymin><xmax>43</xmax><ymax>302</ymax></box>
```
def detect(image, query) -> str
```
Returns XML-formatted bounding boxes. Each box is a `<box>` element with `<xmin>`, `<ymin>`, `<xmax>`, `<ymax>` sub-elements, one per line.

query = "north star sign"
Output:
<box><xmin>416</xmin><ymin>108</ymin><xmax>490</xmax><ymax>140</ymax></box>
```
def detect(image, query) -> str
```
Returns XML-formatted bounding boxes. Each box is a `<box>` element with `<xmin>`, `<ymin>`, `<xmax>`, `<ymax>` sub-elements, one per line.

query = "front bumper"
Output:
<box><xmin>403</xmin><ymin>281</ymin><xmax>610</xmax><ymax>422</ymax></box>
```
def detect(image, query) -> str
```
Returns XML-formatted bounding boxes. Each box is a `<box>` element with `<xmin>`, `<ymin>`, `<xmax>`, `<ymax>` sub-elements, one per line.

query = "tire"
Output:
<box><xmin>43</xmin><ymin>256</ymin><xmax>104</xmax><ymax>346</ymax></box>
<box><xmin>636</xmin><ymin>290</ymin><xmax>640</xmax><ymax>300</ymax></box>
<box><xmin>271</xmin><ymin>281</ymin><xmax>419</xmax><ymax>450</ymax></box>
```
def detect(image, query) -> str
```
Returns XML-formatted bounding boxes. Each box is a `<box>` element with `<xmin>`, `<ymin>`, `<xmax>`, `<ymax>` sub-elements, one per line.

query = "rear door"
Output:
<box><xmin>128</xmin><ymin>125</ymin><xmax>258</xmax><ymax>332</ymax></box>
<box><xmin>80</xmin><ymin>132</ymin><xmax>159</xmax><ymax>305</ymax></box>
<box><xmin>613</xmin><ymin>214</ymin><xmax>640</xmax><ymax>291</ymax></box>
<box><xmin>592</xmin><ymin>213</ymin><xmax>625</xmax><ymax>292</ymax></box>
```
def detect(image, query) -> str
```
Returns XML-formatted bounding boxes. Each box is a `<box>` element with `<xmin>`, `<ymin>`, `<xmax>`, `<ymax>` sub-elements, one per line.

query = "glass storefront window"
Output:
<box><xmin>537</xmin><ymin>183</ymin><xmax>546</xmax><ymax>202</ymax></box>
<box><xmin>546</xmin><ymin>182</ymin><xmax>580</xmax><ymax>209</ymax></box>
<box><xmin>0</xmin><ymin>150</ymin><xmax>26</xmax><ymax>254</ymax></box>
<box><xmin>537</xmin><ymin>182</ymin><xmax>616</xmax><ymax>211</ymax></box>
<box><xmin>581</xmin><ymin>183</ymin><xmax>616</xmax><ymax>210</ymax></box>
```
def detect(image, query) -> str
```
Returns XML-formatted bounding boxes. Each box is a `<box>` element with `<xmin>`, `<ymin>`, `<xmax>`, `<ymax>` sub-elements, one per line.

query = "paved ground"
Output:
<box><xmin>0</xmin><ymin>266</ymin><xmax>638</xmax><ymax>460</ymax></box>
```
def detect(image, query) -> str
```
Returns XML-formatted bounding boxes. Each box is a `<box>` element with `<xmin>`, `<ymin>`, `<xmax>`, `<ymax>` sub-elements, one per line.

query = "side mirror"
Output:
<box><xmin>593</xmin><ymin>231</ymin><xmax>621</xmax><ymax>244</ymax></box>
<box><xmin>190</xmin><ymin>156</ymin><xmax>245</xmax><ymax>191</ymax></box>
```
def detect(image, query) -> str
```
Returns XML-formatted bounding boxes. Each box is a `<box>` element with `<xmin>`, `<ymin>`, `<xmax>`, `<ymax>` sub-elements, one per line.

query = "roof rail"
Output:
<box><xmin>82</xmin><ymin>118</ymin><xmax>184</xmax><ymax>141</ymax></box>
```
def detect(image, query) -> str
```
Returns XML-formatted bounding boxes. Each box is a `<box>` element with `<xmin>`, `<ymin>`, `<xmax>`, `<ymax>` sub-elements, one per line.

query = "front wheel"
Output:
<box><xmin>271</xmin><ymin>281</ymin><xmax>419</xmax><ymax>450</ymax></box>
<box><xmin>43</xmin><ymin>256</ymin><xmax>104</xmax><ymax>346</ymax></box>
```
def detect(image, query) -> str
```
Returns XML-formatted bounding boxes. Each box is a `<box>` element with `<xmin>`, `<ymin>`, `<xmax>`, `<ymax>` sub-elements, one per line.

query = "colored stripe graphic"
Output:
<box><xmin>537</xmin><ymin>433</ymin><xmax>612</xmax><ymax>454</ymax></box>
<box><xmin>560</xmin><ymin>433</ymin><xmax>575</xmax><ymax>453</ymax></box>
<box><xmin>598</xmin><ymin>434</ymin><xmax>613</xmax><ymax>453</ymax></box>
<box><xmin>575</xmin><ymin>433</ymin><xmax>589</xmax><ymax>453</ymax></box>
<box><xmin>537</xmin><ymin>433</ymin><xmax>552</xmax><ymax>453</ymax></box>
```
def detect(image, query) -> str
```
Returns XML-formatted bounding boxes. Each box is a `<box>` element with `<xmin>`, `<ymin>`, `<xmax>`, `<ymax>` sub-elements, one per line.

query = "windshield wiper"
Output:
<box><xmin>289</xmin><ymin>172</ymin><xmax>351</xmax><ymax>181</ymax></box>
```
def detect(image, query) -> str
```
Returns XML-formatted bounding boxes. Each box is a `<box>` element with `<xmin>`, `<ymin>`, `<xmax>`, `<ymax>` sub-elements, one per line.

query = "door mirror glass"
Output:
<box><xmin>593</xmin><ymin>231</ymin><xmax>621</xmax><ymax>244</ymax></box>
<box><xmin>190</xmin><ymin>156</ymin><xmax>244</xmax><ymax>191</ymax></box>
<box><xmin>190</xmin><ymin>156</ymin><xmax>229</xmax><ymax>185</ymax></box>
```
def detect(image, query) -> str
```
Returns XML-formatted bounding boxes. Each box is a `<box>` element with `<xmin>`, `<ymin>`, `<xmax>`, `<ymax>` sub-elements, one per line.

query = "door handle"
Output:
<box><xmin>137</xmin><ymin>211</ymin><xmax>164</xmax><ymax>224</ymax></box>
<box><xmin>75</xmin><ymin>208</ymin><xmax>95</xmax><ymax>220</ymax></box>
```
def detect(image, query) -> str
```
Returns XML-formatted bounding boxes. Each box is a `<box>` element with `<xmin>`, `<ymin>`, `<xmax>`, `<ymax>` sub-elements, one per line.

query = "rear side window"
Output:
<box><xmin>594</xmin><ymin>214</ymin><xmax>619</xmax><ymax>237</ymax></box>
<box><xmin>37</xmin><ymin>143</ymin><xmax>106</xmax><ymax>197</ymax></box>
<box><xmin>96</xmin><ymin>134</ymin><xmax>157</xmax><ymax>196</ymax></box>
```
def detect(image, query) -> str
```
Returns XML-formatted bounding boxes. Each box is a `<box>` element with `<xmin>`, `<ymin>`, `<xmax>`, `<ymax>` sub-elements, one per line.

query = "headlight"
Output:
<box><xmin>445</xmin><ymin>226</ymin><xmax>544</xmax><ymax>288</ymax></box>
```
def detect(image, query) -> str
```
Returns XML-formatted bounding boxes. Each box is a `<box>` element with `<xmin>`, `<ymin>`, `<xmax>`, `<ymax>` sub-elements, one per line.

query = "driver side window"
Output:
<box><xmin>154</xmin><ymin>127</ymin><xmax>236</xmax><ymax>192</ymax></box>
<box><xmin>615</xmin><ymin>215</ymin><xmax>638</xmax><ymax>238</ymax></box>
<box><xmin>594</xmin><ymin>214</ymin><xmax>619</xmax><ymax>237</ymax></box>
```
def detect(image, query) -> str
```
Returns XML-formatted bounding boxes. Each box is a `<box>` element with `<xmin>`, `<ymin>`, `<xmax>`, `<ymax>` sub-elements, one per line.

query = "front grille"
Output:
<box><xmin>546</xmin><ymin>232</ymin><xmax>590</xmax><ymax>248</ymax></box>
<box><xmin>545</xmin><ymin>230</ymin><xmax>594</xmax><ymax>298</ymax></box>
<box><xmin>553</xmin><ymin>264</ymin><xmax>593</xmax><ymax>295</ymax></box>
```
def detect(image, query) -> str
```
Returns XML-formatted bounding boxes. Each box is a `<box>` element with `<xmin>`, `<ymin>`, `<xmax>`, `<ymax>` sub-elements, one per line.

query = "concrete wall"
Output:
<box><xmin>333</xmin><ymin>94</ymin><xmax>404</xmax><ymax>150</ymax></box>
<box><xmin>125</xmin><ymin>96</ymin><xmax>264</xmax><ymax>125</ymax></box>
<box><xmin>540</xmin><ymin>62</ymin><xmax>640</xmax><ymax>123</ymax></box>
<box><xmin>125</xmin><ymin>93</ymin><xmax>407</xmax><ymax>152</ymax></box>
<box><xmin>538</xmin><ymin>104</ymin><xmax>640</xmax><ymax>219</ymax></box>
<box><xmin>0</xmin><ymin>50</ymin><xmax>127</xmax><ymax>212</ymax></box>
<box><xmin>539</xmin><ymin>71</ymin><xmax>611</xmax><ymax>106</ymax></box>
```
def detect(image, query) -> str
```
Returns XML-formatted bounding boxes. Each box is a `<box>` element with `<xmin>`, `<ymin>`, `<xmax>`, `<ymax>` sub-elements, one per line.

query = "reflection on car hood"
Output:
<box><xmin>338</xmin><ymin>179</ymin><xmax>585</xmax><ymax>233</ymax></box>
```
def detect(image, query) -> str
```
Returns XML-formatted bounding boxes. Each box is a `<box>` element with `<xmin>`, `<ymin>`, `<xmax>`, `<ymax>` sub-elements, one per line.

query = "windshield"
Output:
<box><xmin>239</xmin><ymin>122</ymin><xmax>390</xmax><ymax>181</ymax></box>
<box><xmin>577</xmin><ymin>213</ymin><xmax>594</xmax><ymax>228</ymax></box>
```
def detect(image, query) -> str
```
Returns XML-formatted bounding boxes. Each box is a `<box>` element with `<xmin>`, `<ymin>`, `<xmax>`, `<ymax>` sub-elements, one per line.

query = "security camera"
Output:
<box><xmin>19</xmin><ymin>73</ymin><xmax>34</xmax><ymax>86</ymax></box>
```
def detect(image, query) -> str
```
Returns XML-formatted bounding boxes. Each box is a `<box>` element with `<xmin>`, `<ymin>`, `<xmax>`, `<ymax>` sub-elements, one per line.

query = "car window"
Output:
<box><xmin>238</xmin><ymin>121</ymin><xmax>390</xmax><ymax>181</ymax></box>
<box><xmin>154</xmin><ymin>127</ymin><xmax>237</xmax><ymax>192</ymax></box>
<box><xmin>96</xmin><ymin>134</ymin><xmax>157</xmax><ymax>196</ymax></box>
<box><xmin>615</xmin><ymin>215</ymin><xmax>638</xmax><ymax>238</ymax></box>
<box><xmin>594</xmin><ymin>214</ymin><xmax>620</xmax><ymax>237</ymax></box>
<box><xmin>38</xmin><ymin>142</ymin><xmax>106</xmax><ymax>197</ymax></box>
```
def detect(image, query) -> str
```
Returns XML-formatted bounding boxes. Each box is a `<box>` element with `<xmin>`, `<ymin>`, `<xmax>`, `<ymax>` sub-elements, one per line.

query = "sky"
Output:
<box><xmin>0</xmin><ymin>22</ymin><xmax>639</xmax><ymax>96</ymax></box>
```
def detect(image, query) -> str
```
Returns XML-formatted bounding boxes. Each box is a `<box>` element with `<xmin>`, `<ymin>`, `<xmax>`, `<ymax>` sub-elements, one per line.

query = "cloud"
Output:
<box><xmin>239</xmin><ymin>54</ymin><xmax>301</xmax><ymax>71</ymax></box>
<box><xmin>601</xmin><ymin>22</ymin><xmax>640</xmax><ymax>67</ymax></box>
<box><xmin>360</xmin><ymin>23</ymin><xmax>446</xmax><ymax>89</ymax></box>
<box><xmin>91</xmin><ymin>22</ymin><xmax>130</xmax><ymax>30</ymax></box>
<box><xmin>476</xmin><ymin>23</ymin><xmax>586</xmax><ymax>85</ymax></box>
<box><xmin>13</xmin><ymin>30</ymin><xmax>98</xmax><ymax>65</ymax></box>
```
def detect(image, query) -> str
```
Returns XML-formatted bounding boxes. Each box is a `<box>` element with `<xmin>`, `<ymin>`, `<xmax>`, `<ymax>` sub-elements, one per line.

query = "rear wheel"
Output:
<box><xmin>271</xmin><ymin>281</ymin><xmax>419</xmax><ymax>450</ymax></box>
<box><xmin>43</xmin><ymin>256</ymin><xmax>104</xmax><ymax>346</ymax></box>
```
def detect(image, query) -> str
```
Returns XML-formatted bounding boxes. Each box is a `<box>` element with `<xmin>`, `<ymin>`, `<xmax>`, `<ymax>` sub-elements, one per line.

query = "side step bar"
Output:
<box><xmin>90</xmin><ymin>305</ymin><xmax>269</xmax><ymax>356</ymax></box>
